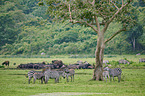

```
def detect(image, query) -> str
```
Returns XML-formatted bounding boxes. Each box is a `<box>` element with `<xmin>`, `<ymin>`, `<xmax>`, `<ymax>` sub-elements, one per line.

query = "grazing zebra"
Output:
<box><xmin>44</xmin><ymin>69</ymin><xmax>60</xmax><ymax>84</ymax></box>
<box><xmin>119</xmin><ymin>59</ymin><xmax>130</xmax><ymax>64</ymax></box>
<box><xmin>104</xmin><ymin>67</ymin><xmax>122</xmax><ymax>82</ymax></box>
<box><xmin>57</xmin><ymin>70</ymin><xmax>66</xmax><ymax>80</ymax></box>
<box><xmin>26</xmin><ymin>70</ymin><xmax>44</xmax><ymax>84</ymax></box>
<box><xmin>64</xmin><ymin>68</ymin><xmax>75</xmax><ymax>82</ymax></box>
<box><xmin>139</xmin><ymin>58</ymin><xmax>145</xmax><ymax>63</ymax></box>
<box><xmin>103</xmin><ymin>71</ymin><xmax>110</xmax><ymax>82</ymax></box>
<box><xmin>33</xmin><ymin>72</ymin><xmax>45</xmax><ymax>84</ymax></box>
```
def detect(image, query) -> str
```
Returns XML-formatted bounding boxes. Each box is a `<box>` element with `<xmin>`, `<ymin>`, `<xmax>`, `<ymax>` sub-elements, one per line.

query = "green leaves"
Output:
<box><xmin>38</xmin><ymin>2</ymin><xmax>44</xmax><ymax>6</ymax></box>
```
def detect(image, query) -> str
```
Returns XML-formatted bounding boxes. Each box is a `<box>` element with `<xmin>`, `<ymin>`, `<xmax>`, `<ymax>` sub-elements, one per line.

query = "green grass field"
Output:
<box><xmin>0</xmin><ymin>55</ymin><xmax>145</xmax><ymax>96</ymax></box>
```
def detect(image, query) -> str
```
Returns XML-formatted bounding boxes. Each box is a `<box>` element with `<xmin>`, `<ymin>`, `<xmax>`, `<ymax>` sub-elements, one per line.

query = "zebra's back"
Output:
<box><xmin>28</xmin><ymin>70</ymin><xmax>35</xmax><ymax>78</ymax></box>
<box><xmin>109</xmin><ymin>68</ymin><xmax>122</xmax><ymax>77</ymax></box>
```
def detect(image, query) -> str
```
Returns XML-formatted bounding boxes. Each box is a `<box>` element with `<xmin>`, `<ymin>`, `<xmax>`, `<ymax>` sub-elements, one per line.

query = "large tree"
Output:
<box><xmin>40</xmin><ymin>0</ymin><xmax>136</xmax><ymax>81</ymax></box>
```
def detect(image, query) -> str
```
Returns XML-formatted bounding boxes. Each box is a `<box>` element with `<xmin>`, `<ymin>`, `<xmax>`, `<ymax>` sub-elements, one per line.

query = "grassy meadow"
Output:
<box><xmin>0</xmin><ymin>55</ymin><xmax>145</xmax><ymax>96</ymax></box>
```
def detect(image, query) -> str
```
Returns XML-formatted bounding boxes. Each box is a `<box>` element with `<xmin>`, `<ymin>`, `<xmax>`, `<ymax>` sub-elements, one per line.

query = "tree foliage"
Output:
<box><xmin>0</xmin><ymin>0</ymin><xmax>144</xmax><ymax>55</ymax></box>
<box><xmin>40</xmin><ymin>0</ymin><xmax>141</xmax><ymax>81</ymax></box>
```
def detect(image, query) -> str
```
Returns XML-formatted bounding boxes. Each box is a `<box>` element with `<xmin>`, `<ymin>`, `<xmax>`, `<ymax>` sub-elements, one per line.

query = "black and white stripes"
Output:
<box><xmin>104</xmin><ymin>67</ymin><xmax>122</xmax><ymax>82</ymax></box>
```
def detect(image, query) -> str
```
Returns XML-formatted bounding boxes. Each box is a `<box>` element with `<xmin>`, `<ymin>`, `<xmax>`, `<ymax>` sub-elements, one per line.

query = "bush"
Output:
<box><xmin>0</xmin><ymin>65</ymin><xmax>5</xmax><ymax>68</ymax></box>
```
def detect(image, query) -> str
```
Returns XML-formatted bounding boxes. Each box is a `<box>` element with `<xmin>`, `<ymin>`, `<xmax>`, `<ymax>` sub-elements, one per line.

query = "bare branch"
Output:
<box><xmin>107</xmin><ymin>1</ymin><xmax>130</xmax><ymax>25</ymax></box>
<box><xmin>87</xmin><ymin>0</ymin><xmax>95</xmax><ymax>6</ymax></box>
<box><xmin>92</xmin><ymin>0</ymin><xmax>95</xmax><ymax>5</ymax></box>
<box><xmin>110</xmin><ymin>1</ymin><xmax>119</xmax><ymax>10</ymax></box>
<box><xmin>91</xmin><ymin>22</ymin><xmax>105</xmax><ymax>25</ymax></box>
<box><xmin>94</xmin><ymin>16</ymin><xmax>100</xmax><ymax>32</ymax></box>
<box><xmin>123</xmin><ymin>2</ymin><xmax>130</xmax><ymax>7</ymax></box>
<box><xmin>73</xmin><ymin>20</ymin><xmax>98</xmax><ymax>34</ymax></box>
<box><xmin>104</xmin><ymin>28</ymin><xmax>126</xmax><ymax>44</ymax></box>
<box><xmin>102</xmin><ymin>23</ymin><xmax>109</xmax><ymax>33</ymax></box>
<box><xmin>68</xmin><ymin>4</ymin><xmax>73</xmax><ymax>22</ymax></box>
<box><xmin>122</xmin><ymin>0</ymin><xmax>124</xmax><ymax>7</ymax></box>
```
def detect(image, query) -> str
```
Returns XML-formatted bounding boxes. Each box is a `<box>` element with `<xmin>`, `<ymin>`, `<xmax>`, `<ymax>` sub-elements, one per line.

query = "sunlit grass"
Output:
<box><xmin>0</xmin><ymin>55</ymin><xmax>145</xmax><ymax>96</ymax></box>
<box><xmin>0</xmin><ymin>69</ymin><xmax>145</xmax><ymax>96</ymax></box>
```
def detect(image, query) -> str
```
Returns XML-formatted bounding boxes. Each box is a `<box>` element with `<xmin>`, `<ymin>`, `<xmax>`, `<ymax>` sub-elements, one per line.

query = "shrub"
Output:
<box><xmin>0</xmin><ymin>65</ymin><xmax>5</xmax><ymax>68</ymax></box>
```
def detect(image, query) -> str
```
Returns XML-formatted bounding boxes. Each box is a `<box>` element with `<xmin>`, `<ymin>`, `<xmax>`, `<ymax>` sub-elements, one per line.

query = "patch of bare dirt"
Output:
<box><xmin>30</xmin><ymin>92</ymin><xmax>112</xmax><ymax>96</ymax></box>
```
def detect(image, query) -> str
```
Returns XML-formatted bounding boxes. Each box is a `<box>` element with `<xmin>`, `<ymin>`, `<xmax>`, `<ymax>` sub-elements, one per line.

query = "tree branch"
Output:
<box><xmin>94</xmin><ymin>16</ymin><xmax>100</xmax><ymax>33</ymax></box>
<box><xmin>104</xmin><ymin>28</ymin><xmax>126</xmax><ymax>44</ymax></box>
<box><xmin>87</xmin><ymin>0</ymin><xmax>95</xmax><ymax>6</ymax></box>
<box><xmin>110</xmin><ymin>1</ymin><xmax>119</xmax><ymax>10</ymax></box>
<box><xmin>68</xmin><ymin>4</ymin><xmax>73</xmax><ymax>22</ymax></box>
<box><xmin>107</xmin><ymin>1</ymin><xmax>130</xmax><ymax>25</ymax></box>
<box><xmin>73</xmin><ymin>20</ymin><xmax>98</xmax><ymax>34</ymax></box>
<box><xmin>122</xmin><ymin>0</ymin><xmax>124</xmax><ymax>7</ymax></box>
<box><xmin>91</xmin><ymin>22</ymin><xmax>105</xmax><ymax>25</ymax></box>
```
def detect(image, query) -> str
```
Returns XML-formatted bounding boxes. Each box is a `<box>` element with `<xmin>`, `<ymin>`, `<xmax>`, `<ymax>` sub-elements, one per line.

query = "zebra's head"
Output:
<box><xmin>103</xmin><ymin>67</ymin><xmax>109</xmax><ymax>71</ymax></box>
<box><xmin>62</xmin><ymin>72</ymin><xmax>66</xmax><ymax>79</ymax></box>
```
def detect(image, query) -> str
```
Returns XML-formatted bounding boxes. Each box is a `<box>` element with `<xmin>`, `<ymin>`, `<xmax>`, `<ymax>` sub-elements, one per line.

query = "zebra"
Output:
<box><xmin>64</xmin><ymin>68</ymin><xmax>75</xmax><ymax>82</ymax></box>
<box><xmin>104</xmin><ymin>67</ymin><xmax>122</xmax><ymax>82</ymax></box>
<box><xmin>139</xmin><ymin>58</ymin><xmax>145</xmax><ymax>63</ymax></box>
<box><xmin>57</xmin><ymin>70</ymin><xmax>66</xmax><ymax>80</ymax></box>
<box><xmin>103</xmin><ymin>70</ymin><xmax>110</xmax><ymax>82</ymax></box>
<box><xmin>33</xmin><ymin>72</ymin><xmax>45</xmax><ymax>84</ymax></box>
<box><xmin>119</xmin><ymin>59</ymin><xmax>130</xmax><ymax>64</ymax></box>
<box><xmin>26</xmin><ymin>70</ymin><xmax>44</xmax><ymax>84</ymax></box>
<box><xmin>44</xmin><ymin>69</ymin><xmax>60</xmax><ymax>84</ymax></box>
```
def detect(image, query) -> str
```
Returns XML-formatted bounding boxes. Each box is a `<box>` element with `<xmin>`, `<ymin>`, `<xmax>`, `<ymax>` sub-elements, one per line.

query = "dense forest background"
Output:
<box><xmin>0</xmin><ymin>0</ymin><xmax>145</xmax><ymax>55</ymax></box>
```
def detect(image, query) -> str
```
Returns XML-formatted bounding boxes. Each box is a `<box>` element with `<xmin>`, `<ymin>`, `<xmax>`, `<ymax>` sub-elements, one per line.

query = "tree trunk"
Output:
<box><xmin>132</xmin><ymin>37</ymin><xmax>136</xmax><ymax>50</ymax></box>
<box><xmin>91</xmin><ymin>32</ymin><xmax>105</xmax><ymax>81</ymax></box>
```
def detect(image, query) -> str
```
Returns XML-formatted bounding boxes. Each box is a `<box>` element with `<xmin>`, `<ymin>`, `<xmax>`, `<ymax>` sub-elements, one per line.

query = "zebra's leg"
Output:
<box><xmin>57</xmin><ymin>77</ymin><xmax>59</xmax><ymax>83</ymax></box>
<box><xmin>107</xmin><ymin>74</ymin><xmax>110</xmax><ymax>79</ymax></box>
<box><xmin>110</xmin><ymin>76</ymin><xmax>112</xmax><ymax>82</ymax></box>
<box><xmin>105</xmin><ymin>75</ymin><xmax>107</xmax><ymax>82</ymax></box>
<box><xmin>118</xmin><ymin>74</ymin><xmax>121</xmax><ymax>82</ymax></box>
<box><xmin>41</xmin><ymin>78</ymin><xmax>43</xmax><ymax>84</ymax></box>
<box><xmin>45</xmin><ymin>76</ymin><xmax>47</xmax><ymax>84</ymax></box>
<box><xmin>66</xmin><ymin>75</ymin><xmax>69</xmax><ymax>82</ymax></box>
<box><xmin>55</xmin><ymin>78</ymin><xmax>59</xmax><ymax>83</ymax></box>
<box><xmin>28</xmin><ymin>77</ymin><xmax>32</xmax><ymax>84</ymax></box>
<box><xmin>73</xmin><ymin>74</ymin><xmax>74</xmax><ymax>82</ymax></box>
<box><xmin>43</xmin><ymin>77</ymin><xmax>45</xmax><ymax>82</ymax></box>
<box><xmin>71</xmin><ymin>76</ymin><xmax>72</xmax><ymax>82</ymax></box>
<box><xmin>33</xmin><ymin>77</ymin><xmax>36</xmax><ymax>84</ymax></box>
<box><xmin>113</xmin><ymin>76</ymin><xmax>115</xmax><ymax>82</ymax></box>
<box><xmin>45</xmin><ymin>76</ymin><xmax>49</xmax><ymax>84</ymax></box>
<box><xmin>55</xmin><ymin>78</ymin><xmax>57</xmax><ymax>83</ymax></box>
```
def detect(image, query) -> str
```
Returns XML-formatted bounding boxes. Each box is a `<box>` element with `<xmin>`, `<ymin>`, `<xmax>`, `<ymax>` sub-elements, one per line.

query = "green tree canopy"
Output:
<box><xmin>40</xmin><ymin>0</ymin><xmax>135</xmax><ymax>81</ymax></box>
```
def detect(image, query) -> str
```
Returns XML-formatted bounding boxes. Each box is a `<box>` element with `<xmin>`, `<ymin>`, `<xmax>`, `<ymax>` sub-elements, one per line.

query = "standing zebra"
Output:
<box><xmin>57</xmin><ymin>70</ymin><xmax>66</xmax><ymax>80</ymax></box>
<box><xmin>33</xmin><ymin>72</ymin><xmax>45</xmax><ymax>84</ymax></box>
<box><xmin>26</xmin><ymin>70</ymin><xmax>44</xmax><ymax>84</ymax></box>
<box><xmin>103</xmin><ymin>70</ymin><xmax>110</xmax><ymax>82</ymax></box>
<box><xmin>104</xmin><ymin>67</ymin><xmax>122</xmax><ymax>82</ymax></box>
<box><xmin>64</xmin><ymin>68</ymin><xmax>75</xmax><ymax>82</ymax></box>
<box><xmin>44</xmin><ymin>69</ymin><xmax>60</xmax><ymax>84</ymax></box>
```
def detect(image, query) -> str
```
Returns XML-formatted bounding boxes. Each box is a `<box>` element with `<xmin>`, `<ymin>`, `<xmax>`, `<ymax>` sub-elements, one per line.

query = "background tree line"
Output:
<box><xmin>0</xmin><ymin>0</ymin><xmax>145</xmax><ymax>55</ymax></box>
